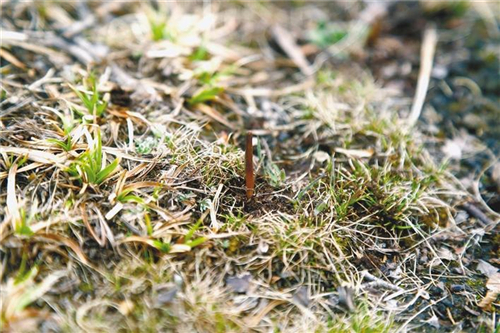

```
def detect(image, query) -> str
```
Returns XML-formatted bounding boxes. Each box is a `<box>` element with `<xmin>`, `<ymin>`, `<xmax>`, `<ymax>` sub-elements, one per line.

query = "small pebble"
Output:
<box><xmin>451</xmin><ymin>284</ymin><xmax>465</xmax><ymax>292</ymax></box>
<box><xmin>429</xmin><ymin>286</ymin><xmax>443</xmax><ymax>296</ymax></box>
<box><xmin>156</xmin><ymin>287</ymin><xmax>178</xmax><ymax>305</ymax></box>
<box><xmin>441</xmin><ymin>298</ymin><xmax>453</xmax><ymax>307</ymax></box>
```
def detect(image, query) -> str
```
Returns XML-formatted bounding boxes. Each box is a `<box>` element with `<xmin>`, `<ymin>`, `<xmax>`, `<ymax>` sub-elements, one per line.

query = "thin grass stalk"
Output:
<box><xmin>245</xmin><ymin>131</ymin><xmax>254</xmax><ymax>200</ymax></box>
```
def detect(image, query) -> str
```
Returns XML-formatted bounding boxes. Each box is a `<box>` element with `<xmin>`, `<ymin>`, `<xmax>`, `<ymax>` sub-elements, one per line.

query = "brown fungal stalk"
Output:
<box><xmin>245</xmin><ymin>131</ymin><xmax>254</xmax><ymax>200</ymax></box>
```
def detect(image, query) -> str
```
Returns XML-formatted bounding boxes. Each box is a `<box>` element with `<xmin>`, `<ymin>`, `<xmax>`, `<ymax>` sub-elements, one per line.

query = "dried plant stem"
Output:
<box><xmin>245</xmin><ymin>131</ymin><xmax>254</xmax><ymax>200</ymax></box>
<box><xmin>408</xmin><ymin>26</ymin><xmax>437</xmax><ymax>127</ymax></box>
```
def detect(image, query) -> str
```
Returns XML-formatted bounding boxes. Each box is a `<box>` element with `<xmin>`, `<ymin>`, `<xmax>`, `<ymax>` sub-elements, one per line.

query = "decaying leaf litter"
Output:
<box><xmin>1</xmin><ymin>1</ymin><xmax>499</xmax><ymax>332</ymax></box>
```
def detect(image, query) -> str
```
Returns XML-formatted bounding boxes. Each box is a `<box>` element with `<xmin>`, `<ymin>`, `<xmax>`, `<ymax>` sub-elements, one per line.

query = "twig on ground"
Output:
<box><xmin>408</xmin><ymin>27</ymin><xmax>437</xmax><ymax>127</ymax></box>
<box><xmin>461</xmin><ymin>202</ymin><xmax>494</xmax><ymax>227</ymax></box>
<box><xmin>210</xmin><ymin>183</ymin><xmax>224</xmax><ymax>230</ymax></box>
<box><xmin>396</xmin><ymin>296</ymin><xmax>447</xmax><ymax>333</ymax></box>
<box><xmin>361</xmin><ymin>270</ymin><xmax>404</xmax><ymax>293</ymax></box>
<box><xmin>473</xmin><ymin>158</ymin><xmax>500</xmax><ymax>223</ymax></box>
<box><xmin>272</xmin><ymin>25</ymin><xmax>314</xmax><ymax>76</ymax></box>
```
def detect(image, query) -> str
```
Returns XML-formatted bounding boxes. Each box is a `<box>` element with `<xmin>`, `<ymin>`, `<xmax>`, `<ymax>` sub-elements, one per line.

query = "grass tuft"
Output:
<box><xmin>67</xmin><ymin>129</ymin><xmax>120</xmax><ymax>186</ymax></box>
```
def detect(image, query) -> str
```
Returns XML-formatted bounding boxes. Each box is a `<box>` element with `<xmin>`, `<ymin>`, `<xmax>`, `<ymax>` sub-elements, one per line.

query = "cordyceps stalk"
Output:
<box><xmin>245</xmin><ymin>131</ymin><xmax>254</xmax><ymax>200</ymax></box>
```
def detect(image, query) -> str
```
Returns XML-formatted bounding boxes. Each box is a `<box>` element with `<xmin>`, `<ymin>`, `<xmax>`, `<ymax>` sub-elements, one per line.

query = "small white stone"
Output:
<box><xmin>313</xmin><ymin>151</ymin><xmax>330</xmax><ymax>163</ymax></box>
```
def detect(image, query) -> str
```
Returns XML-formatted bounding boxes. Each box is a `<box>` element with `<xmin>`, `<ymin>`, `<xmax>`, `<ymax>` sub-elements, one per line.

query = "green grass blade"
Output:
<box><xmin>47</xmin><ymin>138</ymin><xmax>71</xmax><ymax>151</ymax></box>
<box><xmin>185</xmin><ymin>237</ymin><xmax>207</xmax><ymax>248</ymax></box>
<box><xmin>152</xmin><ymin>240</ymin><xmax>170</xmax><ymax>253</ymax></box>
<box><xmin>188</xmin><ymin>86</ymin><xmax>224</xmax><ymax>105</ymax></box>
<box><xmin>95</xmin><ymin>130</ymin><xmax>102</xmax><ymax>169</ymax></box>
<box><xmin>96</xmin><ymin>158</ymin><xmax>119</xmax><ymax>184</ymax></box>
<box><xmin>81</xmin><ymin>163</ymin><xmax>96</xmax><ymax>184</ymax></box>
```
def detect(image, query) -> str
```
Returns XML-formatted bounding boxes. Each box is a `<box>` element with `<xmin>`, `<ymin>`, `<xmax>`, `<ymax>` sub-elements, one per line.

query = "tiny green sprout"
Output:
<box><xmin>264</xmin><ymin>162</ymin><xmax>286</xmax><ymax>187</ymax></box>
<box><xmin>116</xmin><ymin>188</ymin><xmax>144</xmax><ymax>204</ymax></box>
<box><xmin>14</xmin><ymin>252</ymin><xmax>32</xmax><ymax>284</ymax></box>
<box><xmin>189</xmin><ymin>45</ymin><xmax>209</xmax><ymax>62</ymax></box>
<box><xmin>185</xmin><ymin>217</ymin><xmax>203</xmax><ymax>243</ymax></box>
<box><xmin>308</xmin><ymin>21</ymin><xmax>347</xmax><ymax>48</ymax></box>
<box><xmin>184</xmin><ymin>213</ymin><xmax>207</xmax><ymax>248</ymax></box>
<box><xmin>69</xmin><ymin>72</ymin><xmax>108</xmax><ymax>117</ymax></box>
<box><xmin>57</xmin><ymin>108</ymin><xmax>77</xmax><ymax>135</ymax></box>
<box><xmin>47</xmin><ymin>136</ymin><xmax>73</xmax><ymax>152</ymax></box>
<box><xmin>188</xmin><ymin>86</ymin><xmax>224</xmax><ymax>105</ymax></box>
<box><xmin>65</xmin><ymin>197</ymin><xmax>75</xmax><ymax>209</ymax></box>
<box><xmin>256</xmin><ymin>136</ymin><xmax>285</xmax><ymax>188</ymax></box>
<box><xmin>146</xmin><ymin>7</ymin><xmax>172</xmax><ymax>42</ymax></box>
<box><xmin>152</xmin><ymin>240</ymin><xmax>171</xmax><ymax>253</ymax></box>
<box><xmin>144</xmin><ymin>212</ymin><xmax>153</xmax><ymax>236</ymax></box>
<box><xmin>150</xmin><ymin>19</ymin><xmax>167</xmax><ymax>41</ymax></box>
<box><xmin>185</xmin><ymin>237</ymin><xmax>207</xmax><ymax>248</ymax></box>
<box><xmin>14</xmin><ymin>207</ymin><xmax>34</xmax><ymax>237</ymax></box>
<box><xmin>46</xmin><ymin>109</ymin><xmax>78</xmax><ymax>151</ymax></box>
<box><xmin>69</xmin><ymin>129</ymin><xmax>120</xmax><ymax>185</ymax></box>
<box><xmin>17</xmin><ymin>155</ymin><xmax>28</xmax><ymax>168</ymax></box>
<box><xmin>193</xmin><ymin>62</ymin><xmax>236</xmax><ymax>87</ymax></box>
<box><xmin>314</xmin><ymin>201</ymin><xmax>328</xmax><ymax>216</ymax></box>
<box><xmin>152</xmin><ymin>186</ymin><xmax>162</xmax><ymax>200</ymax></box>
